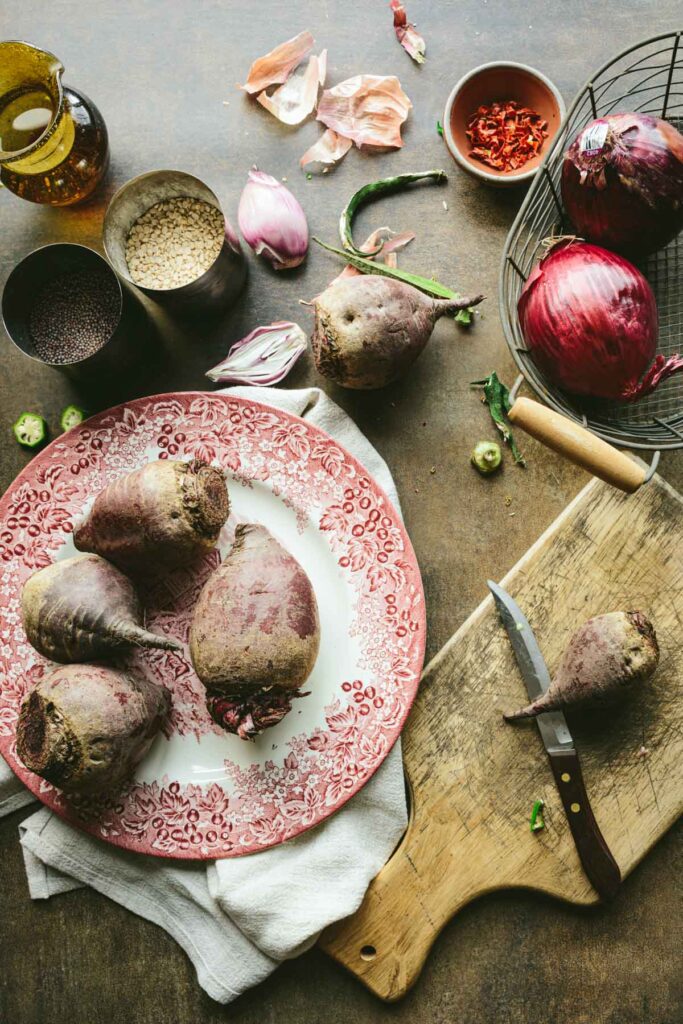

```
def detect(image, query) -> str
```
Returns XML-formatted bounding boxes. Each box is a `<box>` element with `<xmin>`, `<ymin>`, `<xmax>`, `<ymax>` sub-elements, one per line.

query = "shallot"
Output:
<box><xmin>238</xmin><ymin>169</ymin><xmax>309</xmax><ymax>270</ymax></box>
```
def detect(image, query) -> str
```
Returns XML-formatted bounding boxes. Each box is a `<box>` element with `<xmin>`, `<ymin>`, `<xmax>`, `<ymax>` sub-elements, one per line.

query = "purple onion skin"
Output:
<box><xmin>561</xmin><ymin>113</ymin><xmax>683</xmax><ymax>257</ymax></box>
<box><xmin>518</xmin><ymin>241</ymin><xmax>668</xmax><ymax>401</ymax></box>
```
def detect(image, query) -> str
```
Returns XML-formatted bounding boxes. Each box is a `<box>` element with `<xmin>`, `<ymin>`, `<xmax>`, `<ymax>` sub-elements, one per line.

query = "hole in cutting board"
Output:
<box><xmin>360</xmin><ymin>945</ymin><xmax>377</xmax><ymax>961</ymax></box>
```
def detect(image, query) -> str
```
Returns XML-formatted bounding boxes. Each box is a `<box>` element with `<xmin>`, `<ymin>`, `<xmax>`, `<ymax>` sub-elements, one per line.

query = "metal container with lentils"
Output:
<box><xmin>103</xmin><ymin>170</ymin><xmax>246</xmax><ymax>313</ymax></box>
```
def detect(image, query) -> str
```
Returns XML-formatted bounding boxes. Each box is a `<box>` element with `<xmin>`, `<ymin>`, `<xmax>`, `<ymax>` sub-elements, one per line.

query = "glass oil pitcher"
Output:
<box><xmin>0</xmin><ymin>41</ymin><xmax>109</xmax><ymax>205</ymax></box>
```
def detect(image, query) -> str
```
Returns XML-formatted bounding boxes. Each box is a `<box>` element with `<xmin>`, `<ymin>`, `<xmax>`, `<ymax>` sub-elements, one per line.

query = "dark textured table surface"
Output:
<box><xmin>1</xmin><ymin>2</ymin><xmax>681</xmax><ymax>1022</ymax></box>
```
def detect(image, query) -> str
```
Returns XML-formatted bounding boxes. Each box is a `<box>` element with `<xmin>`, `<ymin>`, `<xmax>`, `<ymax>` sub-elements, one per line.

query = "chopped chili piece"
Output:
<box><xmin>465</xmin><ymin>100</ymin><xmax>548</xmax><ymax>172</ymax></box>
<box><xmin>529</xmin><ymin>798</ymin><xmax>545</xmax><ymax>833</ymax></box>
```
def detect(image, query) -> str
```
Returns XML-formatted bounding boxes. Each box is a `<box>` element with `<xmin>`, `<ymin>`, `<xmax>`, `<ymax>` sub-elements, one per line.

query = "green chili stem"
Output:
<box><xmin>339</xmin><ymin>170</ymin><xmax>447</xmax><ymax>258</ymax></box>
<box><xmin>470</xmin><ymin>371</ymin><xmax>526</xmax><ymax>466</ymax></box>
<box><xmin>313</xmin><ymin>237</ymin><xmax>477</xmax><ymax>324</ymax></box>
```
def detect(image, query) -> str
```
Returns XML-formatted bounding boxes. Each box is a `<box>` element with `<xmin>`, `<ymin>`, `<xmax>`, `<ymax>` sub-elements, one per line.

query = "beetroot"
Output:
<box><xmin>74</xmin><ymin>459</ymin><xmax>230</xmax><ymax>573</ymax></box>
<box><xmin>16</xmin><ymin>664</ymin><xmax>170</xmax><ymax>794</ymax></box>
<box><xmin>505</xmin><ymin>611</ymin><xmax>659</xmax><ymax>720</ymax></box>
<box><xmin>22</xmin><ymin>554</ymin><xmax>180</xmax><ymax>663</ymax></box>
<box><xmin>189</xmin><ymin>524</ymin><xmax>320</xmax><ymax>739</ymax></box>
<box><xmin>311</xmin><ymin>275</ymin><xmax>483</xmax><ymax>389</ymax></box>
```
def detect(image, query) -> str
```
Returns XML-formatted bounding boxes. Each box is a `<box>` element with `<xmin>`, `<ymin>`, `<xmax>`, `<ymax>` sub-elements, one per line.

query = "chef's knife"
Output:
<box><xmin>487</xmin><ymin>580</ymin><xmax>621</xmax><ymax>902</ymax></box>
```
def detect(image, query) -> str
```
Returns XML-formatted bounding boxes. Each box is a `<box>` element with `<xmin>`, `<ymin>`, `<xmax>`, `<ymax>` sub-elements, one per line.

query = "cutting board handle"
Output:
<box><xmin>320</xmin><ymin>833</ymin><xmax>456</xmax><ymax>1002</ymax></box>
<box><xmin>320</xmin><ymin>798</ymin><xmax>532</xmax><ymax>1001</ymax></box>
<box><xmin>508</xmin><ymin>397</ymin><xmax>646</xmax><ymax>493</ymax></box>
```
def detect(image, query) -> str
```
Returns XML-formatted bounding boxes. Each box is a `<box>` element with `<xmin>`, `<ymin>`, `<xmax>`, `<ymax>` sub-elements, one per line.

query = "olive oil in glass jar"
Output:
<box><xmin>0</xmin><ymin>41</ymin><xmax>109</xmax><ymax>205</ymax></box>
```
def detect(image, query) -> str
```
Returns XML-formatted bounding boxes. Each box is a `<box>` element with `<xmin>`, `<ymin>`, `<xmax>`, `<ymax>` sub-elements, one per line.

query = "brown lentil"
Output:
<box><xmin>29</xmin><ymin>269</ymin><xmax>120</xmax><ymax>365</ymax></box>
<box><xmin>125</xmin><ymin>196</ymin><xmax>225</xmax><ymax>290</ymax></box>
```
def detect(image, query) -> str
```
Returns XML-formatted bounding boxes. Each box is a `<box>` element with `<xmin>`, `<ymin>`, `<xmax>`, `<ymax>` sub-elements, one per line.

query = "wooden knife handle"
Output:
<box><xmin>547</xmin><ymin>748</ymin><xmax>621</xmax><ymax>901</ymax></box>
<box><xmin>508</xmin><ymin>397</ymin><xmax>646</xmax><ymax>493</ymax></box>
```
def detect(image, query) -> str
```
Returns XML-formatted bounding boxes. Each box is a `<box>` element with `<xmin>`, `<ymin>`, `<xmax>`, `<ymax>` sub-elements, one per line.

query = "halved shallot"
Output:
<box><xmin>206</xmin><ymin>322</ymin><xmax>307</xmax><ymax>386</ymax></box>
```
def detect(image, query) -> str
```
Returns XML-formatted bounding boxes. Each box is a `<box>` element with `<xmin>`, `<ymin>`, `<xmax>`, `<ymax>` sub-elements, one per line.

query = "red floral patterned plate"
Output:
<box><xmin>0</xmin><ymin>393</ymin><xmax>425</xmax><ymax>858</ymax></box>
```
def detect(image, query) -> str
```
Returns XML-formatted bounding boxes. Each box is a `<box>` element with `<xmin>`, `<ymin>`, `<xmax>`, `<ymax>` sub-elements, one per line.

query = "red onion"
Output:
<box><xmin>518</xmin><ymin>240</ymin><xmax>683</xmax><ymax>401</ymax></box>
<box><xmin>561</xmin><ymin>113</ymin><xmax>683</xmax><ymax>256</ymax></box>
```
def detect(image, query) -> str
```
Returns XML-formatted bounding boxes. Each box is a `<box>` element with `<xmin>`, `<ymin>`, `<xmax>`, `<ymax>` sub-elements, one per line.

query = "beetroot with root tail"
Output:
<box><xmin>16</xmin><ymin>663</ymin><xmax>171</xmax><ymax>794</ymax></box>
<box><xmin>74</xmin><ymin>458</ymin><xmax>230</xmax><ymax>574</ymax></box>
<box><xmin>21</xmin><ymin>553</ymin><xmax>181</xmax><ymax>664</ymax></box>
<box><xmin>190</xmin><ymin>523</ymin><xmax>320</xmax><ymax>740</ymax></box>
<box><xmin>505</xmin><ymin>610</ymin><xmax>659</xmax><ymax>720</ymax></box>
<box><xmin>311</xmin><ymin>275</ymin><xmax>484</xmax><ymax>389</ymax></box>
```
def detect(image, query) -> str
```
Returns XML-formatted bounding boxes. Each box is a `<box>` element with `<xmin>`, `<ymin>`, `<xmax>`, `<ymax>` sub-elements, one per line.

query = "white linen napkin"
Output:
<box><xmin>1</xmin><ymin>386</ymin><xmax>408</xmax><ymax>1004</ymax></box>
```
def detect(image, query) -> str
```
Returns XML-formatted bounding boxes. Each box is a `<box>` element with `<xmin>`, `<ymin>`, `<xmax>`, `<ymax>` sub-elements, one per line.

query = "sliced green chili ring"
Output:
<box><xmin>471</xmin><ymin>440</ymin><xmax>502</xmax><ymax>475</ymax></box>
<box><xmin>60</xmin><ymin>405</ymin><xmax>88</xmax><ymax>432</ymax></box>
<box><xmin>339</xmin><ymin>170</ymin><xmax>448</xmax><ymax>258</ymax></box>
<box><xmin>313</xmin><ymin>237</ymin><xmax>476</xmax><ymax>325</ymax></box>
<box><xmin>530</xmin><ymin>798</ymin><xmax>545</xmax><ymax>833</ymax></box>
<box><xmin>470</xmin><ymin>372</ymin><xmax>526</xmax><ymax>466</ymax></box>
<box><xmin>13</xmin><ymin>412</ymin><xmax>48</xmax><ymax>449</ymax></box>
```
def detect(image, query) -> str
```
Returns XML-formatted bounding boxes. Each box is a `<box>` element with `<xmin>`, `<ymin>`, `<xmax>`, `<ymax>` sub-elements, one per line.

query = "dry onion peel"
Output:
<box><xmin>240</xmin><ymin>30</ymin><xmax>314</xmax><ymax>94</ymax></box>
<box><xmin>340</xmin><ymin>170</ymin><xmax>446</xmax><ymax>256</ymax></box>
<box><xmin>257</xmin><ymin>50</ymin><xmax>327</xmax><ymax>125</ymax></box>
<box><xmin>356</xmin><ymin>226</ymin><xmax>415</xmax><ymax>260</ymax></box>
<box><xmin>390</xmin><ymin>0</ymin><xmax>426</xmax><ymax>64</ymax></box>
<box><xmin>327</xmin><ymin>227</ymin><xmax>415</xmax><ymax>287</ymax></box>
<box><xmin>206</xmin><ymin>322</ymin><xmax>307</xmax><ymax>386</ymax></box>
<box><xmin>300</xmin><ymin>128</ymin><xmax>353</xmax><ymax>172</ymax></box>
<box><xmin>316</xmin><ymin>74</ymin><xmax>412</xmax><ymax>149</ymax></box>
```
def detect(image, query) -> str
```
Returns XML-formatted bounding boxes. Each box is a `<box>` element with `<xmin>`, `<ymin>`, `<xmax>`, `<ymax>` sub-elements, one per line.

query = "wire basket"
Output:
<box><xmin>500</xmin><ymin>31</ymin><xmax>683</xmax><ymax>452</ymax></box>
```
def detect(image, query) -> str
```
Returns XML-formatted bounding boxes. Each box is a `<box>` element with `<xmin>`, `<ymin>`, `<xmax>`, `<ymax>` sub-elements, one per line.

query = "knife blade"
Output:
<box><xmin>487</xmin><ymin>580</ymin><xmax>621</xmax><ymax>902</ymax></box>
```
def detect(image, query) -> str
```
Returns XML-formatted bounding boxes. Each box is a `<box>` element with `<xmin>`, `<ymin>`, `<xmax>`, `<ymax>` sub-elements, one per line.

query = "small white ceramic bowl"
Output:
<box><xmin>443</xmin><ymin>61</ymin><xmax>566</xmax><ymax>188</ymax></box>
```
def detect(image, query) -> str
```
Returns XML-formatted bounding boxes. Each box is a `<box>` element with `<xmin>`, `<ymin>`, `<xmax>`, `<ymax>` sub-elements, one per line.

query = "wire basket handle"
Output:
<box><xmin>508</xmin><ymin>396</ymin><xmax>654</xmax><ymax>492</ymax></box>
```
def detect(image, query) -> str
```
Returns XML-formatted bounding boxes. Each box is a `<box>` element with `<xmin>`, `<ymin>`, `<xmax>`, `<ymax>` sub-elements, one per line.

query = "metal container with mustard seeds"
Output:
<box><xmin>103</xmin><ymin>169</ymin><xmax>247</xmax><ymax>315</ymax></box>
<box><xmin>1</xmin><ymin>243</ymin><xmax>149</xmax><ymax>381</ymax></box>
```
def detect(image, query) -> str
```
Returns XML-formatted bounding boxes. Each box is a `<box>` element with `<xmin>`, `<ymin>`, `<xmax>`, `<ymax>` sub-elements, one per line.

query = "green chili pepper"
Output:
<box><xmin>60</xmin><ymin>405</ymin><xmax>88</xmax><ymax>432</ymax></box>
<box><xmin>470</xmin><ymin>372</ymin><xmax>526</xmax><ymax>466</ymax></box>
<box><xmin>530</xmin><ymin>799</ymin><xmax>545</xmax><ymax>833</ymax></box>
<box><xmin>13</xmin><ymin>412</ymin><xmax>48</xmax><ymax>449</ymax></box>
<box><xmin>313</xmin><ymin>237</ymin><xmax>476</xmax><ymax>325</ymax></box>
<box><xmin>339</xmin><ymin>170</ymin><xmax>448</xmax><ymax>257</ymax></box>
<box><xmin>436</xmin><ymin>120</ymin><xmax>444</xmax><ymax>137</ymax></box>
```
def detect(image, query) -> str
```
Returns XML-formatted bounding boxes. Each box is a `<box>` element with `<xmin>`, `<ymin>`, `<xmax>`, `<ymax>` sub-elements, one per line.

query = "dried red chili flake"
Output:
<box><xmin>465</xmin><ymin>100</ymin><xmax>548</xmax><ymax>172</ymax></box>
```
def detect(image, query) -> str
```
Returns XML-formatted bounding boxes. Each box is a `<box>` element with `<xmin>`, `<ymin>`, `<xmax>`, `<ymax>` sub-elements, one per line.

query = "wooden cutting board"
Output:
<box><xmin>320</xmin><ymin>472</ymin><xmax>683</xmax><ymax>1001</ymax></box>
